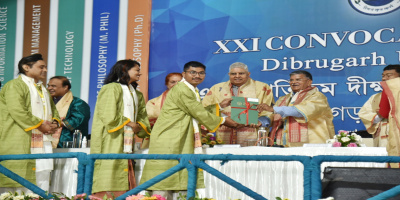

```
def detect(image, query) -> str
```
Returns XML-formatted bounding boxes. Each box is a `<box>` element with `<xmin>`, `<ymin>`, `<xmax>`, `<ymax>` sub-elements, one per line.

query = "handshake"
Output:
<box><xmin>37</xmin><ymin>120</ymin><xmax>60</xmax><ymax>134</ymax></box>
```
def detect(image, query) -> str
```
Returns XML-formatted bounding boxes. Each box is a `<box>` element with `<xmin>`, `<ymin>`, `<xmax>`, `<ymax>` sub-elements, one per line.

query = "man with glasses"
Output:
<box><xmin>358</xmin><ymin>65</ymin><xmax>400</xmax><ymax>147</ymax></box>
<box><xmin>140</xmin><ymin>61</ymin><xmax>241</xmax><ymax>199</ymax></box>
<box><xmin>257</xmin><ymin>70</ymin><xmax>335</xmax><ymax>147</ymax></box>
<box><xmin>202</xmin><ymin>62</ymin><xmax>275</xmax><ymax>146</ymax></box>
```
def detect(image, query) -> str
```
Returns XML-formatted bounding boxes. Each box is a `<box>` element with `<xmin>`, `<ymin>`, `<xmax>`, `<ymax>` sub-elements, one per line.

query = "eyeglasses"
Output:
<box><xmin>185</xmin><ymin>71</ymin><xmax>206</xmax><ymax>76</ymax></box>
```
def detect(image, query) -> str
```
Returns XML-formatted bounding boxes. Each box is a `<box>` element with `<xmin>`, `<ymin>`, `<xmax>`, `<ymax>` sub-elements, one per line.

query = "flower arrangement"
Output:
<box><xmin>125</xmin><ymin>193</ymin><xmax>165</xmax><ymax>200</ymax></box>
<box><xmin>0</xmin><ymin>192</ymin><xmax>86</xmax><ymax>200</ymax></box>
<box><xmin>0</xmin><ymin>192</ymin><xmax>166</xmax><ymax>200</ymax></box>
<box><xmin>201</xmin><ymin>133</ymin><xmax>223</xmax><ymax>147</ymax></box>
<box><xmin>328</xmin><ymin>130</ymin><xmax>362</xmax><ymax>147</ymax></box>
<box><xmin>87</xmin><ymin>192</ymin><xmax>165</xmax><ymax>200</ymax></box>
<box><xmin>0</xmin><ymin>192</ymin><xmax>39</xmax><ymax>200</ymax></box>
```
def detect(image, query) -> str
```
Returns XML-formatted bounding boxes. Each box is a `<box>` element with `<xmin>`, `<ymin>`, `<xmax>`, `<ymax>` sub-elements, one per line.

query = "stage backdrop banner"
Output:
<box><xmin>55</xmin><ymin>0</ymin><xmax>85</xmax><ymax>97</ymax></box>
<box><xmin>88</xmin><ymin>0</ymin><xmax>120</xmax><ymax>127</ymax></box>
<box><xmin>125</xmin><ymin>0</ymin><xmax>152</xmax><ymax>101</ymax></box>
<box><xmin>23</xmin><ymin>0</ymin><xmax>50</xmax><ymax>63</ymax></box>
<box><xmin>147</xmin><ymin>0</ymin><xmax>400</xmax><ymax>132</ymax></box>
<box><xmin>0</xmin><ymin>0</ymin><xmax>16</xmax><ymax>84</ymax></box>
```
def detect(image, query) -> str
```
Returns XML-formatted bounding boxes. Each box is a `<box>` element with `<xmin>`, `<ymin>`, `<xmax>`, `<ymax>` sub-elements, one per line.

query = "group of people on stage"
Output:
<box><xmin>0</xmin><ymin>53</ymin><xmax>399</xmax><ymax>199</ymax></box>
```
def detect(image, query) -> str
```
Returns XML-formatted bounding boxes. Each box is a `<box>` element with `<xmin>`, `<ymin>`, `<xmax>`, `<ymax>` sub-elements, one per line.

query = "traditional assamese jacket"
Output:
<box><xmin>140</xmin><ymin>82</ymin><xmax>223</xmax><ymax>190</ymax></box>
<box><xmin>381</xmin><ymin>78</ymin><xmax>400</xmax><ymax>165</ymax></box>
<box><xmin>146</xmin><ymin>90</ymin><xmax>169</xmax><ymax>127</ymax></box>
<box><xmin>270</xmin><ymin>87</ymin><xmax>335</xmax><ymax>147</ymax></box>
<box><xmin>0</xmin><ymin>76</ymin><xmax>60</xmax><ymax>187</ymax></box>
<box><xmin>90</xmin><ymin>83</ymin><xmax>151</xmax><ymax>193</ymax></box>
<box><xmin>201</xmin><ymin>79</ymin><xmax>274</xmax><ymax>146</ymax></box>
<box><xmin>358</xmin><ymin>92</ymin><xmax>389</xmax><ymax>147</ymax></box>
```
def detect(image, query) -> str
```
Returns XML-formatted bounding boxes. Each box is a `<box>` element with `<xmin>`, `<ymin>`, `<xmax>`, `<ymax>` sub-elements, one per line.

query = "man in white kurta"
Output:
<box><xmin>257</xmin><ymin>70</ymin><xmax>335</xmax><ymax>147</ymax></box>
<box><xmin>202</xmin><ymin>62</ymin><xmax>274</xmax><ymax>146</ymax></box>
<box><xmin>358</xmin><ymin>65</ymin><xmax>400</xmax><ymax>147</ymax></box>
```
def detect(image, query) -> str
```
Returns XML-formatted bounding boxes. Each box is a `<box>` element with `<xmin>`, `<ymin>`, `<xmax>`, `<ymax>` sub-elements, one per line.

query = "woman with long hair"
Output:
<box><xmin>90</xmin><ymin>59</ymin><xmax>151</xmax><ymax>198</ymax></box>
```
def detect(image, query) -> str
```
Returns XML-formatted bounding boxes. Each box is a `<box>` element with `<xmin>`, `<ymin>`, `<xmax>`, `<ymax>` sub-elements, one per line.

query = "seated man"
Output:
<box><xmin>257</xmin><ymin>70</ymin><xmax>335</xmax><ymax>147</ymax></box>
<box><xmin>358</xmin><ymin>65</ymin><xmax>400</xmax><ymax>147</ymax></box>
<box><xmin>48</xmin><ymin>76</ymin><xmax>90</xmax><ymax>148</ymax></box>
<box><xmin>202</xmin><ymin>62</ymin><xmax>274</xmax><ymax>146</ymax></box>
